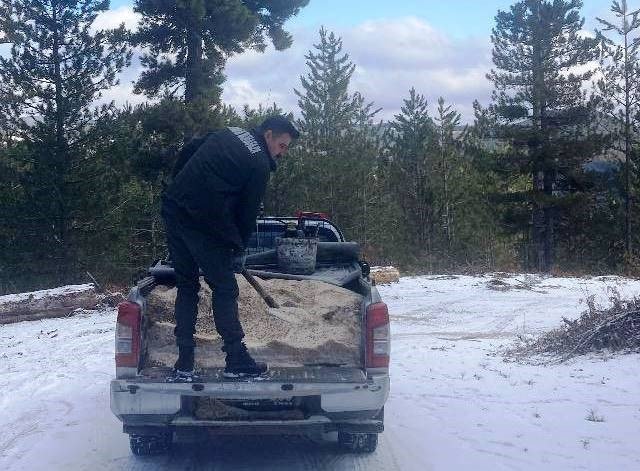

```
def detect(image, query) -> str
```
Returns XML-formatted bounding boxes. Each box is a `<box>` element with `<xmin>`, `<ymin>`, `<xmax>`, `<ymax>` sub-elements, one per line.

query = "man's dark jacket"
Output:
<box><xmin>163</xmin><ymin>127</ymin><xmax>276</xmax><ymax>251</ymax></box>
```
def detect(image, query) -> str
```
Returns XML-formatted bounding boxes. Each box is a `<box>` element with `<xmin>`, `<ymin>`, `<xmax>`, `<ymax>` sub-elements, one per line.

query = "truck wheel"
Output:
<box><xmin>338</xmin><ymin>431</ymin><xmax>378</xmax><ymax>453</ymax></box>
<box><xmin>129</xmin><ymin>432</ymin><xmax>172</xmax><ymax>456</ymax></box>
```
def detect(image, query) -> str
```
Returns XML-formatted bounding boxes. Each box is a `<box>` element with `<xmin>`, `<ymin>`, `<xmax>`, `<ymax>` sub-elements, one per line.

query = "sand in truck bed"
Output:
<box><xmin>144</xmin><ymin>276</ymin><xmax>363</xmax><ymax>368</ymax></box>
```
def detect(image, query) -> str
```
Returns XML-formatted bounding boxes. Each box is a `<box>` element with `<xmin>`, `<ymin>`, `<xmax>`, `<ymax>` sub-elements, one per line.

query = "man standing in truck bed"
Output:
<box><xmin>161</xmin><ymin>115</ymin><xmax>299</xmax><ymax>381</ymax></box>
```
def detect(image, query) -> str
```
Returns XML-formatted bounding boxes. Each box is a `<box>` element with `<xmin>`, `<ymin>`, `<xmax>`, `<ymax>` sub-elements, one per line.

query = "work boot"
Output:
<box><xmin>222</xmin><ymin>341</ymin><xmax>268</xmax><ymax>378</ymax></box>
<box><xmin>168</xmin><ymin>346</ymin><xmax>197</xmax><ymax>383</ymax></box>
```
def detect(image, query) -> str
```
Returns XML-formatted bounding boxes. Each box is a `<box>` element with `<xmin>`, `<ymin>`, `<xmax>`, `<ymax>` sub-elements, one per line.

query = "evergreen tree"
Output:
<box><xmin>0</xmin><ymin>0</ymin><xmax>131</xmax><ymax>286</ymax></box>
<box><xmin>292</xmin><ymin>28</ymin><xmax>380</xmax><ymax>244</ymax></box>
<box><xmin>487</xmin><ymin>0</ymin><xmax>599</xmax><ymax>272</ymax></box>
<box><xmin>459</xmin><ymin>101</ymin><xmax>513</xmax><ymax>269</ymax></box>
<box><xmin>434</xmin><ymin>97</ymin><xmax>462</xmax><ymax>249</ymax></box>
<box><xmin>383</xmin><ymin>88</ymin><xmax>437</xmax><ymax>263</ymax></box>
<box><xmin>133</xmin><ymin>0</ymin><xmax>309</xmax><ymax>106</ymax></box>
<box><xmin>595</xmin><ymin>0</ymin><xmax>640</xmax><ymax>258</ymax></box>
<box><xmin>295</xmin><ymin>28</ymin><xmax>368</xmax><ymax>144</ymax></box>
<box><xmin>383</xmin><ymin>92</ymin><xmax>502</xmax><ymax>270</ymax></box>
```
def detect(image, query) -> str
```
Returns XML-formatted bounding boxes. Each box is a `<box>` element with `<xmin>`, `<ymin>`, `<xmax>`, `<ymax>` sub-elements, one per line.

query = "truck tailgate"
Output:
<box><xmin>131</xmin><ymin>366</ymin><xmax>366</xmax><ymax>389</ymax></box>
<box><xmin>111</xmin><ymin>366</ymin><xmax>387</xmax><ymax>427</ymax></box>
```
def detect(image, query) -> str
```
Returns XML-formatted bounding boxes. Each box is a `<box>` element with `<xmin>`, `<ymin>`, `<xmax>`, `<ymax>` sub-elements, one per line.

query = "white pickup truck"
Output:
<box><xmin>110</xmin><ymin>215</ymin><xmax>390</xmax><ymax>456</ymax></box>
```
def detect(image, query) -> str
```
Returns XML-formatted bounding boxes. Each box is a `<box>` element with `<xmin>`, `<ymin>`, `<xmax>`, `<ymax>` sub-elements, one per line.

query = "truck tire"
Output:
<box><xmin>129</xmin><ymin>432</ymin><xmax>172</xmax><ymax>456</ymax></box>
<box><xmin>338</xmin><ymin>431</ymin><xmax>378</xmax><ymax>453</ymax></box>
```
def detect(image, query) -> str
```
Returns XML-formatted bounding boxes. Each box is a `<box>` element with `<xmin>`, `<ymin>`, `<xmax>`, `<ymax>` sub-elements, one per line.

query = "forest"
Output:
<box><xmin>1</xmin><ymin>0</ymin><xmax>638</xmax><ymax>293</ymax></box>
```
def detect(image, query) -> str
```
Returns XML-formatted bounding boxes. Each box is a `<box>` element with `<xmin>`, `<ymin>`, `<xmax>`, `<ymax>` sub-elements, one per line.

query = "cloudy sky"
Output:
<box><xmin>99</xmin><ymin>0</ymin><xmax>612</xmax><ymax>123</ymax></box>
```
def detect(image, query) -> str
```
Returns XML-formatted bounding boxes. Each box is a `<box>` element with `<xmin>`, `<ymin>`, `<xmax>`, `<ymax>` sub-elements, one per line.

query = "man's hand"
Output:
<box><xmin>231</xmin><ymin>251</ymin><xmax>247</xmax><ymax>274</ymax></box>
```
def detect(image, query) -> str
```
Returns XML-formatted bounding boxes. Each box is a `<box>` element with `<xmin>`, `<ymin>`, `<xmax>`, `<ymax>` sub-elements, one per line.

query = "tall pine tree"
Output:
<box><xmin>488</xmin><ymin>0</ymin><xmax>599</xmax><ymax>272</ymax></box>
<box><xmin>0</xmin><ymin>0</ymin><xmax>131</xmax><ymax>286</ymax></box>
<box><xmin>595</xmin><ymin>0</ymin><xmax>640</xmax><ymax>258</ymax></box>
<box><xmin>133</xmin><ymin>0</ymin><xmax>309</xmax><ymax>105</ymax></box>
<box><xmin>434</xmin><ymin>97</ymin><xmax>462</xmax><ymax>249</ymax></box>
<box><xmin>291</xmin><ymin>28</ymin><xmax>380</xmax><ymax>243</ymax></box>
<box><xmin>295</xmin><ymin>28</ymin><xmax>364</xmax><ymax>144</ymax></box>
<box><xmin>383</xmin><ymin>88</ymin><xmax>437</xmax><ymax>263</ymax></box>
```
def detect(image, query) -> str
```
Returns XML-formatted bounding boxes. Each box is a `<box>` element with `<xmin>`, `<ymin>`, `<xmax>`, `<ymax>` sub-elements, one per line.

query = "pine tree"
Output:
<box><xmin>595</xmin><ymin>0</ymin><xmax>640</xmax><ymax>258</ymax></box>
<box><xmin>434</xmin><ymin>97</ymin><xmax>462</xmax><ymax>248</ymax></box>
<box><xmin>487</xmin><ymin>0</ymin><xmax>599</xmax><ymax>272</ymax></box>
<box><xmin>296</xmin><ymin>28</ymin><xmax>363</xmax><ymax>144</ymax></box>
<box><xmin>292</xmin><ymin>28</ymin><xmax>380</xmax><ymax>243</ymax></box>
<box><xmin>0</xmin><ymin>0</ymin><xmax>131</xmax><ymax>285</ymax></box>
<box><xmin>133</xmin><ymin>0</ymin><xmax>309</xmax><ymax>106</ymax></box>
<box><xmin>457</xmin><ymin>101</ymin><xmax>510</xmax><ymax>269</ymax></box>
<box><xmin>384</xmin><ymin>88</ymin><xmax>437</xmax><ymax>261</ymax></box>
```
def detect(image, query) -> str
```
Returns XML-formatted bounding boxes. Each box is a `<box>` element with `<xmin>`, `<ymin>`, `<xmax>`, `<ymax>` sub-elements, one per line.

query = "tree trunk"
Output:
<box><xmin>530</xmin><ymin>2</ymin><xmax>554</xmax><ymax>273</ymax></box>
<box><xmin>185</xmin><ymin>30</ymin><xmax>203</xmax><ymax>104</ymax></box>
<box><xmin>441</xmin><ymin>144</ymin><xmax>451</xmax><ymax>248</ymax></box>
<box><xmin>624</xmin><ymin>23</ymin><xmax>632</xmax><ymax>256</ymax></box>
<box><xmin>533</xmin><ymin>169</ymin><xmax>546</xmax><ymax>271</ymax></box>
<box><xmin>52</xmin><ymin>2</ymin><xmax>71</xmax><ymax>282</ymax></box>
<box><xmin>543</xmin><ymin>168</ymin><xmax>555</xmax><ymax>273</ymax></box>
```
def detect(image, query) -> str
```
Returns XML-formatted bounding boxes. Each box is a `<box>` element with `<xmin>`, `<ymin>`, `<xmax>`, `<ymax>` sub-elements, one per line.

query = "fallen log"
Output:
<box><xmin>370</xmin><ymin>266</ymin><xmax>400</xmax><ymax>284</ymax></box>
<box><xmin>0</xmin><ymin>284</ymin><xmax>99</xmax><ymax>324</ymax></box>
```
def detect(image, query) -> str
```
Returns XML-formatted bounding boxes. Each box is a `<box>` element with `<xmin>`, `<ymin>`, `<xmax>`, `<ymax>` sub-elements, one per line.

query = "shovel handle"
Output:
<box><xmin>241</xmin><ymin>269</ymin><xmax>280</xmax><ymax>309</ymax></box>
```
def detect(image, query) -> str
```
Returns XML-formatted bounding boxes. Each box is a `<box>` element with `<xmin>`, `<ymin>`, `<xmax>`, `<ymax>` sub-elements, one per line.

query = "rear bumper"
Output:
<box><xmin>110</xmin><ymin>372</ymin><xmax>388</xmax><ymax>434</ymax></box>
<box><xmin>123</xmin><ymin>416</ymin><xmax>384</xmax><ymax>437</ymax></box>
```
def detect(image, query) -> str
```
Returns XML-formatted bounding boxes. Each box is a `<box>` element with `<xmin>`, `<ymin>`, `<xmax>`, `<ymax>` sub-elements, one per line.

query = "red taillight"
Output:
<box><xmin>366</xmin><ymin>302</ymin><xmax>390</xmax><ymax>368</ymax></box>
<box><xmin>115</xmin><ymin>301</ymin><xmax>141</xmax><ymax>368</ymax></box>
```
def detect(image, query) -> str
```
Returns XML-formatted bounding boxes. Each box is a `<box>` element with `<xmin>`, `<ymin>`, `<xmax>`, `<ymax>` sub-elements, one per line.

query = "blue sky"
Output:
<box><xmin>286</xmin><ymin>0</ymin><xmax>607</xmax><ymax>36</ymax></box>
<box><xmin>99</xmin><ymin>0</ymin><xmax>614</xmax><ymax>122</ymax></box>
<box><xmin>110</xmin><ymin>0</ymin><xmax>608</xmax><ymax>34</ymax></box>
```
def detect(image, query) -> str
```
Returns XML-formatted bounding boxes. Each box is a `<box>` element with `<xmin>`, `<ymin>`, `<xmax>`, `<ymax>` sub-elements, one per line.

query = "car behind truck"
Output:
<box><xmin>110</xmin><ymin>215</ymin><xmax>390</xmax><ymax>455</ymax></box>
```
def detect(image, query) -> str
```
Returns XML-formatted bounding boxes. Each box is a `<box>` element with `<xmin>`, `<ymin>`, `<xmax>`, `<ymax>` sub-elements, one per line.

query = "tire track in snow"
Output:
<box><xmin>0</xmin><ymin>406</ymin><xmax>45</xmax><ymax>460</ymax></box>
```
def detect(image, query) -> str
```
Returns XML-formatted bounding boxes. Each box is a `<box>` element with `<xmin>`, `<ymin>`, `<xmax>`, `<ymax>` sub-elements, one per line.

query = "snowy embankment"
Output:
<box><xmin>1</xmin><ymin>274</ymin><xmax>639</xmax><ymax>470</ymax></box>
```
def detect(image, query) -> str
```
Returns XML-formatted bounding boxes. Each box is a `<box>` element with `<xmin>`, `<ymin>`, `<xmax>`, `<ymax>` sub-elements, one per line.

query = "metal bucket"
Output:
<box><xmin>276</xmin><ymin>237</ymin><xmax>318</xmax><ymax>275</ymax></box>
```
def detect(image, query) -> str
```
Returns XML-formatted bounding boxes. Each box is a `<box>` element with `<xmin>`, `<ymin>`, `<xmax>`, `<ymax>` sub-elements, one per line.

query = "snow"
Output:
<box><xmin>381</xmin><ymin>274</ymin><xmax>640</xmax><ymax>470</ymax></box>
<box><xmin>1</xmin><ymin>274</ymin><xmax>640</xmax><ymax>470</ymax></box>
<box><xmin>0</xmin><ymin>284</ymin><xmax>94</xmax><ymax>304</ymax></box>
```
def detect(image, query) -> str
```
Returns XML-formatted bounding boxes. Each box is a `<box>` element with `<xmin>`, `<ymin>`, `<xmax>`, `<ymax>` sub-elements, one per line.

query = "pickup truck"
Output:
<box><xmin>110</xmin><ymin>215</ymin><xmax>390</xmax><ymax>456</ymax></box>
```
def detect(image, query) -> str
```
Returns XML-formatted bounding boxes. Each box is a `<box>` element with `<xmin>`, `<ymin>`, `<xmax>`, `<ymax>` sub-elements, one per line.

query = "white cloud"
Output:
<box><xmin>98</xmin><ymin>82</ymin><xmax>149</xmax><ymax>107</ymax></box>
<box><xmin>220</xmin><ymin>17</ymin><xmax>495</xmax><ymax>122</ymax></box>
<box><xmin>98</xmin><ymin>53</ymin><xmax>151</xmax><ymax>107</ymax></box>
<box><xmin>103</xmin><ymin>16</ymin><xmax>495</xmax><ymax>123</ymax></box>
<box><xmin>92</xmin><ymin>6</ymin><xmax>140</xmax><ymax>32</ymax></box>
<box><xmin>340</xmin><ymin>17</ymin><xmax>494</xmax><ymax>121</ymax></box>
<box><xmin>223</xmin><ymin>79</ymin><xmax>286</xmax><ymax>110</ymax></box>
<box><xmin>349</xmin><ymin>17</ymin><xmax>453</xmax><ymax>68</ymax></box>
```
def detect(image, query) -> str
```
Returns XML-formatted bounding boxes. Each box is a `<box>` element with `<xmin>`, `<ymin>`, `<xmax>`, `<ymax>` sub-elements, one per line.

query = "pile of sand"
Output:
<box><xmin>144</xmin><ymin>276</ymin><xmax>363</xmax><ymax>368</ymax></box>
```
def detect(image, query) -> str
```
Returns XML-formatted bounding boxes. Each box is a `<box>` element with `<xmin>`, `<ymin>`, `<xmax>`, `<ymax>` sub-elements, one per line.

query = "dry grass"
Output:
<box><xmin>586</xmin><ymin>409</ymin><xmax>605</xmax><ymax>423</ymax></box>
<box><xmin>486</xmin><ymin>274</ymin><xmax>545</xmax><ymax>292</ymax></box>
<box><xmin>507</xmin><ymin>293</ymin><xmax>640</xmax><ymax>362</ymax></box>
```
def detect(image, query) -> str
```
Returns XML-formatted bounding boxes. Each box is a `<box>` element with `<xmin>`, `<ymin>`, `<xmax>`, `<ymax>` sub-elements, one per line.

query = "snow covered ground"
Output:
<box><xmin>0</xmin><ymin>284</ymin><xmax>94</xmax><ymax>304</ymax></box>
<box><xmin>1</xmin><ymin>274</ymin><xmax>639</xmax><ymax>470</ymax></box>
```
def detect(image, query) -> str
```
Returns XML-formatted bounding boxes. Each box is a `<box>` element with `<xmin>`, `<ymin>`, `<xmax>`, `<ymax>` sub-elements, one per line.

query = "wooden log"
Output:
<box><xmin>0</xmin><ymin>284</ymin><xmax>99</xmax><ymax>324</ymax></box>
<box><xmin>370</xmin><ymin>266</ymin><xmax>400</xmax><ymax>284</ymax></box>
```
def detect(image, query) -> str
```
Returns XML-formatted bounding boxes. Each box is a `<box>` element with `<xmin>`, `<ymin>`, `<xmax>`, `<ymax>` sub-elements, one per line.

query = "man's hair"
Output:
<box><xmin>257</xmin><ymin>115</ymin><xmax>300</xmax><ymax>139</ymax></box>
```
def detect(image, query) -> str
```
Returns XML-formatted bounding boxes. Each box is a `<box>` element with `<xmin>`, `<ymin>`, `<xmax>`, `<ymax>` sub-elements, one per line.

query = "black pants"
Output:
<box><xmin>161</xmin><ymin>198</ymin><xmax>244</xmax><ymax>348</ymax></box>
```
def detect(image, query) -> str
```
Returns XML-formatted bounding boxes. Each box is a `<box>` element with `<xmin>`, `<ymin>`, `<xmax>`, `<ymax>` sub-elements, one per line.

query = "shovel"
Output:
<box><xmin>241</xmin><ymin>269</ymin><xmax>280</xmax><ymax>309</ymax></box>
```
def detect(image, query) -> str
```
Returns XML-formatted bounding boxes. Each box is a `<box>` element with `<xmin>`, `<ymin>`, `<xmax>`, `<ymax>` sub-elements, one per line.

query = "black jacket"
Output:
<box><xmin>163</xmin><ymin>127</ymin><xmax>276</xmax><ymax>250</ymax></box>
